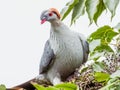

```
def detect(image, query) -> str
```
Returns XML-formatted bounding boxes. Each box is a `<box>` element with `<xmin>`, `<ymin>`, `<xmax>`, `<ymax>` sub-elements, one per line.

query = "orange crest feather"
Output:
<box><xmin>49</xmin><ymin>8</ymin><xmax>61</xmax><ymax>19</ymax></box>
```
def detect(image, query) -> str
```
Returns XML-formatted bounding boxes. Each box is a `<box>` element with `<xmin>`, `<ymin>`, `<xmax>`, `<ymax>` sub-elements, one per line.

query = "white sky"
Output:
<box><xmin>0</xmin><ymin>0</ymin><xmax>120</xmax><ymax>88</ymax></box>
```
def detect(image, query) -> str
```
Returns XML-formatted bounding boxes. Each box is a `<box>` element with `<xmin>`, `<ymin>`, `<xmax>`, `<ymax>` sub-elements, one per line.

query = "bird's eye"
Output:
<box><xmin>49</xmin><ymin>13</ymin><xmax>53</xmax><ymax>16</ymax></box>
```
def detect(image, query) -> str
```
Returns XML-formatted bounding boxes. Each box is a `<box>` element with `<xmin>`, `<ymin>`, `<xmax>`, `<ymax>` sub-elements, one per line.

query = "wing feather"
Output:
<box><xmin>39</xmin><ymin>40</ymin><xmax>55</xmax><ymax>74</ymax></box>
<box><xmin>78</xmin><ymin>34</ymin><xmax>89</xmax><ymax>63</ymax></box>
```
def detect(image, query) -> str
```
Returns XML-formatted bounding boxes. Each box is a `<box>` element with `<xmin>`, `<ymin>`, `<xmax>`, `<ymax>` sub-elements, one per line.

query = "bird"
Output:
<box><xmin>7</xmin><ymin>8</ymin><xmax>89</xmax><ymax>90</ymax></box>
<box><xmin>37</xmin><ymin>8</ymin><xmax>89</xmax><ymax>85</ymax></box>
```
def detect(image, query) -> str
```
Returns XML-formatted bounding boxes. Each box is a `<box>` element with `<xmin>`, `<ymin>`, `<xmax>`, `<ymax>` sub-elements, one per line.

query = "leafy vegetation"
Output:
<box><xmin>32</xmin><ymin>82</ymin><xmax>78</xmax><ymax>90</ymax></box>
<box><xmin>32</xmin><ymin>0</ymin><xmax>120</xmax><ymax>90</ymax></box>
<box><xmin>1</xmin><ymin>0</ymin><xmax>120</xmax><ymax>90</ymax></box>
<box><xmin>61</xmin><ymin>0</ymin><xmax>119</xmax><ymax>25</ymax></box>
<box><xmin>0</xmin><ymin>85</ymin><xmax>6</xmax><ymax>90</ymax></box>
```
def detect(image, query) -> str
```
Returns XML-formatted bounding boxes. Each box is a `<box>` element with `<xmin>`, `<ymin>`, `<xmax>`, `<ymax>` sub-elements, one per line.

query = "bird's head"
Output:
<box><xmin>40</xmin><ymin>8</ymin><xmax>61</xmax><ymax>24</ymax></box>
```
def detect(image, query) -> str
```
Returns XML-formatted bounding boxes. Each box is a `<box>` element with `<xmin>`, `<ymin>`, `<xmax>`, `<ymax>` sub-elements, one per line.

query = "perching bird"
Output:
<box><xmin>38</xmin><ymin>8</ymin><xmax>89</xmax><ymax>85</ymax></box>
<box><xmin>7</xmin><ymin>8</ymin><xmax>89</xmax><ymax>90</ymax></box>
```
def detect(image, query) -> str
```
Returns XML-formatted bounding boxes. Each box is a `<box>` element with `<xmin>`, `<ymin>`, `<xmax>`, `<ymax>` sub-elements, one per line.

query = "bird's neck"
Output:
<box><xmin>50</xmin><ymin>19</ymin><xmax>62</xmax><ymax>27</ymax></box>
<box><xmin>50</xmin><ymin>19</ymin><xmax>69</xmax><ymax>32</ymax></box>
<box><xmin>50</xmin><ymin>19</ymin><xmax>70</xmax><ymax>40</ymax></box>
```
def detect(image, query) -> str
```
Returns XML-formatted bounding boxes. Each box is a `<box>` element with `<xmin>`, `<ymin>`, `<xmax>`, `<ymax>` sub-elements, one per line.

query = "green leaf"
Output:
<box><xmin>90</xmin><ymin>51</ymin><xmax>104</xmax><ymax>61</ymax></box>
<box><xmin>61</xmin><ymin>0</ymin><xmax>119</xmax><ymax>25</ymax></box>
<box><xmin>47</xmin><ymin>86</ymin><xmax>59</xmax><ymax>90</ymax></box>
<box><xmin>89</xmin><ymin>25</ymin><xmax>118</xmax><ymax>43</ymax></box>
<box><xmin>103</xmin><ymin>0</ymin><xmax>119</xmax><ymax>19</ymax></box>
<box><xmin>79</xmin><ymin>66</ymin><xmax>89</xmax><ymax>73</ymax></box>
<box><xmin>93</xmin><ymin>0</ymin><xmax>106</xmax><ymax>24</ymax></box>
<box><xmin>85</xmin><ymin>0</ymin><xmax>100</xmax><ymax>24</ymax></box>
<box><xmin>55</xmin><ymin>83</ymin><xmax>78</xmax><ymax>90</ymax></box>
<box><xmin>0</xmin><ymin>85</ymin><xmax>6</xmax><ymax>90</ymax></box>
<box><xmin>103</xmin><ymin>29</ymin><xmax>119</xmax><ymax>44</ymax></box>
<box><xmin>61</xmin><ymin>0</ymin><xmax>79</xmax><ymax>20</ymax></box>
<box><xmin>93</xmin><ymin>62</ymin><xmax>105</xmax><ymax>72</ymax></box>
<box><xmin>94</xmin><ymin>72</ymin><xmax>110</xmax><ymax>82</ymax></box>
<box><xmin>89</xmin><ymin>25</ymin><xmax>111</xmax><ymax>41</ymax></box>
<box><xmin>32</xmin><ymin>83</ymin><xmax>59</xmax><ymax>90</ymax></box>
<box><xmin>99</xmin><ymin>77</ymin><xmax>120</xmax><ymax>90</ymax></box>
<box><xmin>94</xmin><ymin>44</ymin><xmax>114</xmax><ymax>52</ymax></box>
<box><xmin>32</xmin><ymin>82</ymin><xmax>78</xmax><ymax>90</ymax></box>
<box><xmin>89</xmin><ymin>25</ymin><xmax>118</xmax><ymax>57</ymax></box>
<box><xmin>71</xmin><ymin>0</ymin><xmax>86</xmax><ymax>25</ymax></box>
<box><xmin>32</xmin><ymin>83</ymin><xmax>46</xmax><ymax>90</ymax></box>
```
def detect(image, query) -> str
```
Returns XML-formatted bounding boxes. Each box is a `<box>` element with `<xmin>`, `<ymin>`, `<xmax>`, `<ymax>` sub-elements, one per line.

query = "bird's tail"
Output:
<box><xmin>6</xmin><ymin>78</ymin><xmax>36</xmax><ymax>90</ymax></box>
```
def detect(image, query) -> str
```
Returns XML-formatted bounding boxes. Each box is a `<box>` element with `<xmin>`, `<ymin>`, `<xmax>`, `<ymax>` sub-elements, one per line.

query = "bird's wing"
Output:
<box><xmin>39</xmin><ymin>40</ymin><xmax>55</xmax><ymax>74</ymax></box>
<box><xmin>78</xmin><ymin>33</ymin><xmax>89</xmax><ymax>63</ymax></box>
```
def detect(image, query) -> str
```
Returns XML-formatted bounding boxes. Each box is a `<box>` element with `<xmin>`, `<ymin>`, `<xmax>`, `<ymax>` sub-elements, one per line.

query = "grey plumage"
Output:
<box><xmin>78</xmin><ymin>34</ymin><xmax>89</xmax><ymax>63</ymax></box>
<box><xmin>38</xmin><ymin>8</ymin><xmax>89</xmax><ymax>85</ymax></box>
<box><xmin>7</xmin><ymin>8</ymin><xmax>89</xmax><ymax>90</ymax></box>
<box><xmin>39</xmin><ymin>40</ymin><xmax>55</xmax><ymax>74</ymax></box>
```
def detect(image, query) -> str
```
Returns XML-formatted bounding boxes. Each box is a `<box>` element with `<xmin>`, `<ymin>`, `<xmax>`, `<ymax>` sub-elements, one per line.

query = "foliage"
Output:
<box><xmin>61</xmin><ymin>0</ymin><xmax>79</xmax><ymax>21</ymax></box>
<box><xmin>67</xmin><ymin>45</ymin><xmax>120</xmax><ymax>90</ymax></box>
<box><xmin>88</xmin><ymin>25</ymin><xmax>119</xmax><ymax>61</ymax></box>
<box><xmin>61</xmin><ymin>0</ymin><xmax>119</xmax><ymax>25</ymax></box>
<box><xmin>78</xmin><ymin>23</ymin><xmax>120</xmax><ymax>89</ymax></box>
<box><xmin>32</xmin><ymin>41</ymin><xmax>120</xmax><ymax>90</ymax></box>
<box><xmin>32</xmin><ymin>82</ymin><xmax>78</xmax><ymax>90</ymax></box>
<box><xmin>89</xmin><ymin>25</ymin><xmax>118</xmax><ymax>52</ymax></box>
<box><xmin>99</xmin><ymin>77</ymin><xmax>120</xmax><ymax>90</ymax></box>
<box><xmin>32</xmin><ymin>1</ymin><xmax>120</xmax><ymax>90</ymax></box>
<box><xmin>0</xmin><ymin>85</ymin><xmax>6</xmax><ymax>90</ymax></box>
<box><xmin>2</xmin><ymin>0</ymin><xmax>120</xmax><ymax>90</ymax></box>
<box><xmin>94</xmin><ymin>72</ymin><xmax>110</xmax><ymax>82</ymax></box>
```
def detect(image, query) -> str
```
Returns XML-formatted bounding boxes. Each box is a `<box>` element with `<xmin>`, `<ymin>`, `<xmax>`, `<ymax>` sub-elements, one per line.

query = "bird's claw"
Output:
<box><xmin>36</xmin><ymin>75</ymin><xmax>45</xmax><ymax>81</ymax></box>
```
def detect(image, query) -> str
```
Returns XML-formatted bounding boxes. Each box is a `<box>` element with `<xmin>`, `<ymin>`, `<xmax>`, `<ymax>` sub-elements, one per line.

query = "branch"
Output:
<box><xmin>7</xmin><ymin>78</ymin><xmax>36</xmax><ymax>90</ymax></box>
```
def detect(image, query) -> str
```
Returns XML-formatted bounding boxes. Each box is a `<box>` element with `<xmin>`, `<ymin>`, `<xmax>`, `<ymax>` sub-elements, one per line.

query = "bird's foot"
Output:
<box><xmin>36</xmin><ymin>74</ymin><xmax>45</xmax><ymax>80</ymax></box>
<box><xmin>35</xmin><ymin>75</ymin><xmax>51</xmax><ymax>86</ymax></box>
<box><xmin>53</xmin><ymin>76</ymin><xmax>62</xmax><ymax>85</ymax></box>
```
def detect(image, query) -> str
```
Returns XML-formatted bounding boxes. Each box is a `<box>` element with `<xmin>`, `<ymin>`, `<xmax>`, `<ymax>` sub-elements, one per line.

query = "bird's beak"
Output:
<box><xmin>41</xmin><ymin>18</ymin><xmax>46</xmax><ymax>24</ymax></box>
